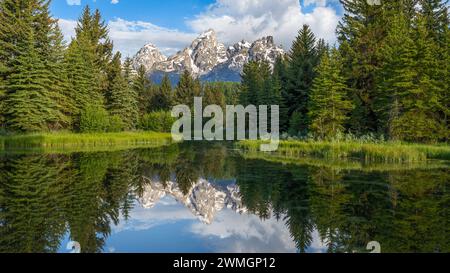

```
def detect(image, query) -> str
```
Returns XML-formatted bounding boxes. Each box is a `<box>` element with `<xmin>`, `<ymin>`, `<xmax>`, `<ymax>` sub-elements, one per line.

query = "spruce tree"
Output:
<box><xmin>240</xmin><ymin>61</ymin><xmax>271</xmax><ymax>106</ymax></box>
<box><xmin>0</xmin><ymin>0</ymin><xmax>69</xmax><ymax>131</ymax></box>
<box><xmin>376</xmin><ymin>12</ymin><xmax>418</xmax><ymax>140</ymax></box>
<box><xmin>106</xmin><ymin>52</ymin><xmax>138</xmax><ymax>130</ymax></box>
<box><xmin>151</xmin><ymin>74</ymin><xmax>173</xmax><ymax>111</ymax></box>
<box><xmin>133</xmin><ymin>65</ymin><xmax>153</xmax><ymax>114</ymax></box>
<box><xmin>308</xmin><ymin>49</ymin><xmax>353</xmax><ymax>139</ymax></box>
<box><xmin>273</xmin><ymin>56</ymin><xmax>290</xmax><ymax>132</ymax></box>
<box><xmin>203</xmin><ymin>84</ymin><xmax>225</xmax><ymax>109</ymax></box>
<box><xmin>65</xmin><ymin>34</ymin><xmax>102</xmax><ymax>115</ymax></box>
<box><xmin>286</xmin><ymin>25</ymin><xmax>319</xmax><ymax>134</ymax></box>
<box><xmin>4</xmin><ymin>30</ymin><xmax>60</xmax><ymax>132</ymax></box>
<box><xmin>173</xmin><ymin>70</ymin><xmax>200</xmax><ymax>107</ymax></box>
<box><xmin>34</xmin><ymin>3</ymin><xmax>73</xmax><ymax>129</ymax></box>
<box><xmin>406</xmin><ymin>15</ymin><xmax>446</xmax><ymax>141</ymax></box>
<box><xmin>0</xmin><ymin>61</ymin><xmax>5</xmax><ymax>128</ymax></box>
<box><xmin>159</xmin><ymin>74</ymin><xmax>173</xmax><ymax>109</ymax></box>
<box><xmin>75</xmin><ymin>6</ymin><xmax>113</xmax><ymax>94</ymax></box>
<box><xmin>338</xmin><ymin>0</ymin><xmax>387</xmax><ymax>134</ymax></box>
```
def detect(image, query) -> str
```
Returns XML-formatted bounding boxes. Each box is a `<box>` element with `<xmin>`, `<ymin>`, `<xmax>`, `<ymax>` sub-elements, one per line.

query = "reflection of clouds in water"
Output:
<box><xmin>189</xmin><ymin>209</ymin><xmax>297</xmax><ymax>253</ymax></box>
<box><xmin>112</xmin><ymin>196</ymin><xmax>197</xmax><ymax>233</ymax></box>
<box><xmin>309</xmin><ymin>229</ymin><xmax>327</xmax><ymax>253</ymax></box>
<box><xmin>111</xmin><ymin>195</ymin><xmax>328</xmax><ymax>253</ymax></box>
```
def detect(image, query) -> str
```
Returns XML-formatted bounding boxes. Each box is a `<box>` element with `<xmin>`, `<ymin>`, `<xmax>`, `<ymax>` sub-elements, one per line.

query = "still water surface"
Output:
<box><xmin>0</xmin><ymin>143</ymin><xmax>448</xmax><ymax>253</ymax></box>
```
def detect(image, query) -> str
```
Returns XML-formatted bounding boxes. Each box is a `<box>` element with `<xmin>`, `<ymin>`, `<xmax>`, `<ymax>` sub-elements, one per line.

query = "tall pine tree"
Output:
<box><xmin>338</xmin><ymin>0</ymin><xmax>387</xmax><ymax>134</ymax></box>
<box><xmin>1</xmin><ymin>0</ymin><xmax>66</xmax><ymax>132</ymax></box>
<box><xmin>308</xmin><ymin>49</ymin><xmax>353</xmax><ymax>139</ymax></box>
<box><xmin>151</xmin><ymin>74</ymin><xmax>172</xmax><ymax>111</ymax></box>
<box><xmin>286</xmin><ymin>25</ymin><xmax>319</xmax><ymax>135</ymax></box>
<box><xmin>173</xmin><ymin>70</ymin><xmax>200</xmax><ymax>107</ymax></box>
<box><xmin>133</xmin><ymin>65</ymin><xmax>153</xmax><ymax>115</ymax></box>
<box><xmin>106</xmin><ymin>52</ymin><xmax>138</xmax><ymax>130</ymax></box>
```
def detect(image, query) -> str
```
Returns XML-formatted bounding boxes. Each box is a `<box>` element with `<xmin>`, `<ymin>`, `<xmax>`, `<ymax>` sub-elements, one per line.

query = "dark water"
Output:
<box><xmin>0</xmin><ymin>143</ymin><xmax>448</xmax><ymax>253</ymax></box>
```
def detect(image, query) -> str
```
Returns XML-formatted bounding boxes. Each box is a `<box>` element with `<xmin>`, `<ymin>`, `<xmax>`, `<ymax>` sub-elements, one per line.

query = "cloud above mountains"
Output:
<box><xmin>59</xmin><ymin>0</ymin><xmax>340</xmax><ymax>58</ymax></box>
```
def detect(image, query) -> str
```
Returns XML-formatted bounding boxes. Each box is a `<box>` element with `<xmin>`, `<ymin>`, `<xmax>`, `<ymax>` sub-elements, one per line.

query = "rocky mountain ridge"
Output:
<box><xmin>132</xmin><ymin>29</ymin><xmax>285</xmax><ymax>82</ymax></box>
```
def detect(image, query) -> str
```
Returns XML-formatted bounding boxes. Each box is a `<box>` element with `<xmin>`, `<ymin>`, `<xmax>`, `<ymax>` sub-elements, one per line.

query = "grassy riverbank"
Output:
<box><xmin>237</xmin><ymin>140</ymin><xmax>450</xmax><ymax>163</ymax></box>
<box><xmin>0</xmin><ymin>131</ymin><xmax>175</xmax><ymax>153</ymax></box>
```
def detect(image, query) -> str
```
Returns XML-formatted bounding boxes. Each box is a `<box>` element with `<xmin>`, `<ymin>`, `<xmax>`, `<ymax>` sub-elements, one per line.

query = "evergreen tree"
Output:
<box><xmin>0</xmin><ymin>0</ymin><xmax>70</xmax><ymax>131</ymax></box>
<box><xmin>419</xmin><ymin>0</ymin><xmax>449</xmax><ymax>139</ymax></box>
<box><xmin>133</xmin><ymin>65</ymin><xmax>153</xmax><ymax>114</ymax></box>
<box><xmin>420</xmin><ymin>0</ymin><xmax>449</xmax><ymax>46</ymax></box>
<box><xmin>4</xmin><ymin>31</ymin><xmax>60</xmax><ymax>132</ymax></box>
<box><xmin>75</xmin><ymin>6</ymin><xmax>113</xmax><ymax>95</ymax></box>
<box><xmin>240</xmin><ymin>61</ymin><xmax>271</xmax><ymax>106</ymax></box>
<box><xmin>338</xmin><ymin>0</ymin><xmax>387</xmax><ymax>134</ymax></box>
<box><xmin>375</xmin><ymin>12</ymin><xmax>418</xmax><ymax>140</ymax></box>
<box><xmin>34</xmin><ymin>3</ymin><xmax>73</xmax><ymax>129</ymax></box>
<box><xmin>203</xmin><ymin>83</ymin><xmax>225</xmax><ymax>109</ymax></box>
<box><xmin>65</xmin><ymin>34</ymin><xmax>103</xmax><ymax>115</ymax></box>
<box><xmin>106</xmin><ymin>52</ymin><xmax>138</xmax><ymax>130</ymax></box>
<box><xmin>159</xmin><ymin>74</ymin><xmax>173</xmax><ymax>109</ymax></box>
<box><xmin>399</xmin><ymin>14</ymin><xmax>446</xmax><ymax>141</ymax></box>
<box><xmin>150</xmin><ymin>74</ymin><xmax>173</xmax><ymax>111</ymax></box>
<box><xmin>286</xmin><ymin>25</ymin><xmax>319</xmax><ymax>134</ymax></box>
<box><xmin>0</xmin><ymin>61</ymin><xmax>5</xmax><ymax>128</ymax></box>
<box><xmin>173</xmin><ymin>70</ymin><xmax>200</xmax><ymax>107</ymax></box>
<box><xmin>308</xmin><ymin>49</ymin><xmax>353</xmax><ymax>139</ymax></box>
<box><xmin>273</xmin><ymin>56</ymin><xmax>290</xmax><ymax>132</ymax></box>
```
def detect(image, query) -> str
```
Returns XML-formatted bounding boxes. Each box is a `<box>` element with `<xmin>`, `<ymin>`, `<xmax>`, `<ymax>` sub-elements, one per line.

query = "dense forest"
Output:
<box><xmin>240</xmin><ymin>0</ymin><xmax>449</xmax><ymax>142</ymax></box>
<box><xmin>0</xmin><ymin>0</ymin><xmax>448</xmax><ymax>143</ymax></box>
<box><xmin>0</xmin><ymin>1</ymin><xmax>234</xmax><ymax>134</ymax></box>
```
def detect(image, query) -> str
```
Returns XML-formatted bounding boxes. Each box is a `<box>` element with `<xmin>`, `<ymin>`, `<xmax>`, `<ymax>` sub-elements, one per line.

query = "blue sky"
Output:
<box><xmin>53</xmin><ymin>0</ymin><xmax>343</xmax><ymax>58</ymax></box>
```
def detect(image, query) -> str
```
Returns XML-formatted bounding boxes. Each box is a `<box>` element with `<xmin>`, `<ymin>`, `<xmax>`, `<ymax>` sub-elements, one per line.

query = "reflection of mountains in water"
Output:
<box><xmin>139</xmin><ymin>177</ymin><xmax>247</xmax><ymax>225</ymax></box>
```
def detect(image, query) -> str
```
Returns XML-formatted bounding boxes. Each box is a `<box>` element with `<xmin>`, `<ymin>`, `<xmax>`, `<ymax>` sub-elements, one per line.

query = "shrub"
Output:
<box><xmin>108</xmin><ymin>115</ymin><xmax>125</xmax><ymax>132</ymax></box>
<box><xmin>139</xmin><ymin>111</ymin><xmax>175</xmax><ymax>133</ymax></box>
<box><xmin>79</xmin><ymin>105</ymin><xmax>110</xmax><ymax>133</ymax></box>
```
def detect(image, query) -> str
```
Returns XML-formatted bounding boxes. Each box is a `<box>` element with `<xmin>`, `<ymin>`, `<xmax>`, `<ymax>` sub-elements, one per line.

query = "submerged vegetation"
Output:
<box><xmin>0</xmin><ymin>131</ymin><xmax>175</xmax><ymax>152</ymax></box>
<box><xmin>237</xmin><ymin>139</ymin><xmax>450</xmax><ymax>163</ymax></box>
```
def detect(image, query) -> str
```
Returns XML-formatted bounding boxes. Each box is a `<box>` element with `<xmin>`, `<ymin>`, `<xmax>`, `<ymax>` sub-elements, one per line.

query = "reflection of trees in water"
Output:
<box><xmin>0</xmin><ymin>144</ymin><xmax>448</xmax><ymax>253</ymax></box>
<box><xmin>234</xmin><ymin>158</ymin><xmax>449</xmax><ymax>253</ymax></box>
<box><xmin>139</xmin><ymin>143</ymin><xmax>234</xmax><ymax>195</ymax></box>
<box><xmin>0</xmin><ymin>143</ymin><xmax>234</xmax><ymax>253</ymax></box>
<box><xmin>0</xmin><ymin>151</ymin><xmax>142</xmax><ymax>253</ymax></box>
<box><xmin>0</xmin><ymin>155</ymin><xmax>70</xmax><ymax>253</ymax></box>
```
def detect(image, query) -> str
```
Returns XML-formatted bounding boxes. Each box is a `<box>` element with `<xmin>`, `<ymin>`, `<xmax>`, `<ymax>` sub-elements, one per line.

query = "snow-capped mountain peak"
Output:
<box><xmin>132</xmin><ymin>43</ymin><xmax>167</xmax><ymax>72</ymax></box>
<box><xmin>132</xmin><ymin>29</ymin><xmax>286</xmax><ymax>82</ymax></box>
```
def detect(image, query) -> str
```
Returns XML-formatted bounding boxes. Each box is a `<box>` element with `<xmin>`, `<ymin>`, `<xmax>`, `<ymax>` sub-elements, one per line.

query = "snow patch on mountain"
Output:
<box><xmin>132</xmin><ymin>29</ymin><xmax>286</xmax><ymax>82</ymax></box>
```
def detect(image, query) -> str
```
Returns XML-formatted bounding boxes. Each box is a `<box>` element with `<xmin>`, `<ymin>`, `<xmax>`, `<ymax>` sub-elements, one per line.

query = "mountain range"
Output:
<box><xmin>132</xmin><ymin>29</ymin><xmax>286</xmax><ymax>83</ymax></box>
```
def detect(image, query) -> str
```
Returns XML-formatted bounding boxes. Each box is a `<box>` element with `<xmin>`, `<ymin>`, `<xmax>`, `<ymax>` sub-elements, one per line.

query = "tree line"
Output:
<box><xmin>0</xmin><ymin>1</ymin><xmax>239</xmax><ymax>134</ymax></box>
<box><xmin>0</xmin><ymin>0</ymin><xmax>448</xmax><ymax>143</ymax></box>
<box><xmin>240</xmin><ymin>0</ymin><xmax>449</xmax><ymax>143</ymax></box>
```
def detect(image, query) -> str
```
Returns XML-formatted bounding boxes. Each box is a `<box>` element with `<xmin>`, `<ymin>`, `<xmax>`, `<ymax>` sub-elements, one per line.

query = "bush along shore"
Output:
<box><xmin>237</xmin><ymin>140</ymin><xmax>450</xmax><ymax>163</ymax></box>
<box><xmin>0</xmin><ymin>132</ymin><xmax>176</xmax><ymax>152</ymax></box>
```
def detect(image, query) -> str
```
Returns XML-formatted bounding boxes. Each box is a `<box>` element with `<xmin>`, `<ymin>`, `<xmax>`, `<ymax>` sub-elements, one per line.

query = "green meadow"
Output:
<box><xmin>0</xmin><ymin>131</ymin><xmax>176</xmax><ymax>153</ymax></box>
<box><xmin>237</xmin><ymin>140</ymin><xmax>450</xmax><ymax>164</ymax></box>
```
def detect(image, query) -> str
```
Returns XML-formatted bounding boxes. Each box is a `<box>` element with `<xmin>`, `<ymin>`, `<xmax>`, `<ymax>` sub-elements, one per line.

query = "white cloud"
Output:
<box><xmin>107</xmin><ymin>18</ymin><xmax>197</xmax><ymax>57</ymax></box>
<box><xmin>187</xmin><ymin>0</ymin><xmax>340</xmax><ymax>49</ymax></box>
<box><xmin>66</xmin><ymin>0</ymin><xmax>81</xmax><ymax>5</ymax></box>
<box><xmin>58</xmin><ymin>18</ymin><xmax>77</xmax><ymax>41</ymax></box>
<box><xmin>58</xmin><ymin>0</ymin><xmax>341</xmax><ymax>57</ymax></box>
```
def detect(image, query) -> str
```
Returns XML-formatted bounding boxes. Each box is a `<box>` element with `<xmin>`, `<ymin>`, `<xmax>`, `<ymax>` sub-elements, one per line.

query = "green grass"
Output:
<box><xmin>239</xmin><ymin>151</ymin><xmax>449</xmax><ymax>172</ymax></box>
<box><xmin>237</xmin><ymin>140</ymin><xmax>450</xmax><ymax>163</ymax></box>
<box><xmin>0</xmin><ymin>131</ymin><xmax>177</xmax><ymax>153</ymax></box>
